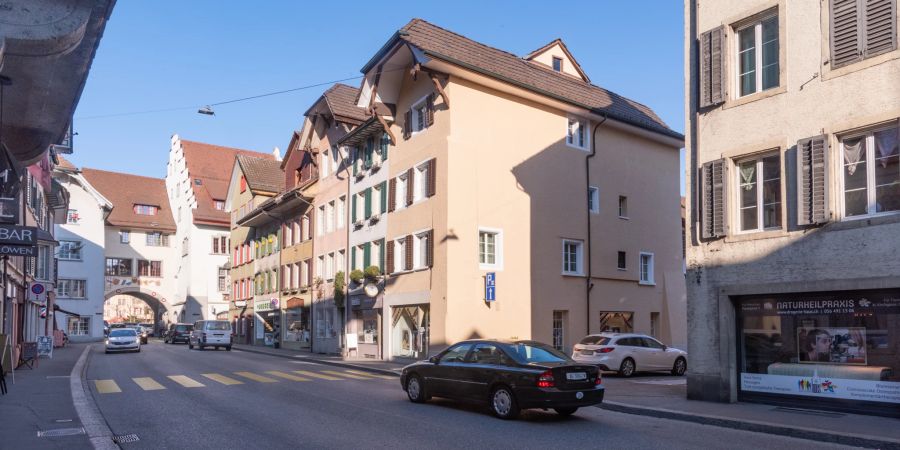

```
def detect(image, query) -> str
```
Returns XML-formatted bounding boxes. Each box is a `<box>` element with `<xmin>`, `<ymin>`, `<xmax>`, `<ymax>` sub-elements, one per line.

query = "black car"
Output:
<box><xmin>164</xmin><ymin>323</ymin><xmax>193</xmax><ymax>344</ymax></box>
<box><xmin>400</xmin><ymin>340</ymin><xmax>604</xmax><ymax>419</ymax></box>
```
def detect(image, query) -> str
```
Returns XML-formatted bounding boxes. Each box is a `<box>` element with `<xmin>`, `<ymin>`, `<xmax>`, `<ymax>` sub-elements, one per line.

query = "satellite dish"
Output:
<box><xmin>364</xmin><ymin>283</ymin><xmax>379</xmax><ymax>298</ymax></box>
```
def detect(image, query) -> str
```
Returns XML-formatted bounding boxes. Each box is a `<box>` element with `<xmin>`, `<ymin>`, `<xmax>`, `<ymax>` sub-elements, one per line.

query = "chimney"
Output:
<box><xmin>272</xmin><ymin>147</ymin><xmax>282</xmax><ymax>161</ymax></box>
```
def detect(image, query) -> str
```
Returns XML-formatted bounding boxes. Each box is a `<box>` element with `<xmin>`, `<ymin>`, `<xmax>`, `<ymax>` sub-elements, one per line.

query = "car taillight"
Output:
<box><xmin>537</xmin><ymin>370</ymin><xmax>555</xmax><ymax>388</ymax></box>
<box><xmin>598</xmin><ymin>347</ymin><xmax>614</xmax><ymax>353</ymax></box>
<box><xmin>595</xmin><ymin>374</ymin><xmax>603</xmax><ymax>385</ymax></box>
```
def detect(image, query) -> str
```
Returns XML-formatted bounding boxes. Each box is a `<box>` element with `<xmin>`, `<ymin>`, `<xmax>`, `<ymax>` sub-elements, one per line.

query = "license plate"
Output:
<box><xmin>566</xmin><ymin>372</ymin><xmax>587</xmax><ymax>381</ymax></box>
<box><xmin>214</xmin><ymin>334</ymin><xmax>224</xmax><ymax>337</ymax></box>
<box><xmin>580</xmin><ymin>350</ymin><xmax>594</xmax><ymax>356</ymax></box>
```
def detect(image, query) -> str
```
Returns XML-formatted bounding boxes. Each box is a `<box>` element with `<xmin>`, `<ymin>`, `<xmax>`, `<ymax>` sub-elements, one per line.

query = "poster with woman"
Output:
<box><xmin>797</xmin><ymin>327</ymin><xmax>866</xmax><ymax>365</ymax></box>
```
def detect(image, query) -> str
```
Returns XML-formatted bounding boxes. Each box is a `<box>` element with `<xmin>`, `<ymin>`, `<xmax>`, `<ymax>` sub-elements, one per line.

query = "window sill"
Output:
<box><xmin>565</xmin><ymin>142</ymin><xmax>589</xmax><ymax>152</ymax></box>
<box><xmin>638</xmin><ymin>281</ymin><xmax>656</xmax><ymax>286</ymax></box>
<box><xmin>724</xmin><ymin>85</ymin><xmax>786</xmax><ymax>109</ymax></box>
<box><xmin>724</xmin><ymin>228</ymin><xmax>787</xmax><ymax>243</ymax></box>
<box><xmin>618</xmin><ymin>216</ymin><xmax>629</xmax><ymax>220</ymax></box>
<box><xmin>827</xmin><ymin>211</ymin><xmax>900</xmax><ymax>232</ymax></box>
<box><xmin>479</xmin><ymin>264</ymin><xmax>503</xmax><ymax>272</ymax></box>
<box><xmin>562</xmin><ymin>272</ymin><xmax>585</xmax><ymax>277</ymax></box>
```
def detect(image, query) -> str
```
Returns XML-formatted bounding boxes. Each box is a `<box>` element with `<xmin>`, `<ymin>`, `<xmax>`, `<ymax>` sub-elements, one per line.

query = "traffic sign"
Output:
<box><xmin>485</xmin><ymin>272</ymin><xmax>496</xmax><ymax>302</ymax></box>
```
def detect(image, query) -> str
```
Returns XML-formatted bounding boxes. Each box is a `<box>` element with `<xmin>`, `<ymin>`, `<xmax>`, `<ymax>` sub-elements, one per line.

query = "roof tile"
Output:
<box><xmin>81</xmin><ymin>168</ymin><xmax>176</xmax><ymax>232</ymax></box>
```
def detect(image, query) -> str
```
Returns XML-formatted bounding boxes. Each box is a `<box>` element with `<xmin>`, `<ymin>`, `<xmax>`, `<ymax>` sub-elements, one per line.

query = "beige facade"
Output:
<box><xmin>685</xmin><ymin>0</ymin><xmax>900</xmax><ymax>416</ymax></box>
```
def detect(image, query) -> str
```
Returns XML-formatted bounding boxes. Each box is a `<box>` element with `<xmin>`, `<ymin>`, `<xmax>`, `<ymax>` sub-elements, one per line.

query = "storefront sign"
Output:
<box><xmin>0</xmin><ymin>225</ymin><xmax>37</xmax><ymax>255</ymax></box>
<box><xmin>234</xmin><ymin>300</ymin><xmax>247</xmax><ymax>308</ymax></box>
<box><xmin>37</xmin><ymin>336</ymin><xmax>53</xmax><ymax>358</ymax></box>
<box><xmin>741</xmin><ymin>373</ymin><xmax>900</xmax><ymax>404</ymax></box>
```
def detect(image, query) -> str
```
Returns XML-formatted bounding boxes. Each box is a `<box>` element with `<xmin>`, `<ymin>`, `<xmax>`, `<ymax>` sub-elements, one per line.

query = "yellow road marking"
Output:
<box><xmin>94</xmin><ymin>379</ymin><xmax>121</xmax><ymax>394</ymax></box>
<box><xmin>293</xmin><ymin>370</ymin><xmax>343</xmax><ymax>381</ymax></box>
<box><xmin>321</xmin><ymin>370</ymin><xmax>369</xmax><ymax>380</ymax></box>
<box><xmin>202</xmin><ymin>373</ymin><xmax>243</xmax><ymax>385</ymax></box>
<box><xmin>133</xmin><ymin>377</ymin><xmax>166</xmax><ymax>391</ymax></box>
<box><xmin>346</xmin><ymin>370</ymin><xmax>396</xmax><ymax>380</ymax></box>
<box><xmin>265</xmin><ymin>371</ymin><xmax>310</xmax><ymax>382</ymax></box>
<box><xmin>234</xmin><ymin>371</ymin><xmax>278</xmax><ymax>383</ymax></box>
<box><xmin>167</xmin><ymin>375</ymin><xmax>205</xmax><ymax>388</ymax></box>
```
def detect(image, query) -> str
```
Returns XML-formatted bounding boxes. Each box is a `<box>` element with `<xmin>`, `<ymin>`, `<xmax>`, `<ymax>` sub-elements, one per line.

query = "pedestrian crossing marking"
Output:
<box><xmin>95</xmin><ymin>379</ymin><xmax>121</xmax><ymax>394</ymax></box>
<box><xmin>202</xmin><ymin>373</ymin><xmax>243</xmax><ymax>385</ymax></box>
<box><xmin>234</xmin><ymin>371</ymin><xmax>278</xmax><ymax>383</ymax></box>
<box><xmin>345</xmin><ymin>370</ymin><xmax>396</xmax><ymax>380</ymax></box>
<box><xmin>133</xmin><ymin>377</ymin><xmax>166</xmax><ymax>391</ymax></box>
<box><xmin>168</xmin><ymin>375</ymin><xmax>205</xmax><ymax>388</ymax></box>
<box><xmin>293</xmin><ymin>370</ymin><xmax>343</xmax><ymax>381</ymax></box>
<box><xmin>265</xmin><ymin>371</ymin><xmax>310</xmax><ymax>382</ymax></box>
<box><xmin>321</xmin><ymin>370</ymin><xmax>369</xmax><ymax>380</ymax></box>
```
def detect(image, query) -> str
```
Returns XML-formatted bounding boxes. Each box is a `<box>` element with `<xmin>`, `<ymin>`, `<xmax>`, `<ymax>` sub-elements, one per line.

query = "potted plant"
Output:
<box><xmin>364</xmin><ymin>265</ymin><xmax>381</xmax><ymax>283</ymax></box>
<box><xmin>349</xmin><ymin>269</ymin><xmax>365</xmax><ymax>285</ymax></box>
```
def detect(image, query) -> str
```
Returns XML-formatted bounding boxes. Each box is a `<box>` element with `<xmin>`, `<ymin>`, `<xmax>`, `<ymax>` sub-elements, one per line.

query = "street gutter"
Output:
<box><xmin>70</xmin><ymin>344</ymin><xmax>119</xmax><ymax>450</ymax></box>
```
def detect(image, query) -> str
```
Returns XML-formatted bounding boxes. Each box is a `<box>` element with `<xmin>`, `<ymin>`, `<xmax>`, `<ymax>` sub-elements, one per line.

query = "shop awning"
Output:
<box><xmin>53</xmin><ymin>304</ymin><xmax>80</xmax><ymax>317</ymax></box>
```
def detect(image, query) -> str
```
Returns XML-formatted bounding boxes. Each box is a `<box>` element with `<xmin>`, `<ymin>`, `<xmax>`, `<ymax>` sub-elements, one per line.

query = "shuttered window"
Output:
<box><xmin>840</xmin><ymin>125</ymin><xmax>900</xmax><ymax>217</ymax></box>
<box><xmin>699</xmin><ymin>25</ymin><xmax>727</xmax><ymax>107</ymax></box>
<box><xmin>736</xmin><ymin>153</ymin><xmax>782</xmax><ymax>232</ymax></box>
<box><xmin>797</xmin><ymin>136</ymin><xmax>830</xmax><ymax>225</ymax></box>
<box><xmin>830</xmin><ymin>0</ymin><xmax>898</xmax><ymax>69</ymax></box>
<box><xmin>700</xmin><ymin>159</ymin><xmax>728</xmax><ymax>238</ymax></box>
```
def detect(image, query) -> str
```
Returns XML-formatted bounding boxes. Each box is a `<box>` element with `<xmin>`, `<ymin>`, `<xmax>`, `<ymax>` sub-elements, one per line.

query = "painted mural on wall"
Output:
<box><xmin>104</xmin><ymin>276</ymin><xmax>168</xmax><ymax>304</ymax></box>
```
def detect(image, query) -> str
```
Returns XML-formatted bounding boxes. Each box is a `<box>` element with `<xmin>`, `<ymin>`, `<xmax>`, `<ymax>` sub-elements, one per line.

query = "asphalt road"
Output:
<box><xmin>84</xmin><ymin>340</ymin><xmax>855</xmax><ymax>450</ymax></box>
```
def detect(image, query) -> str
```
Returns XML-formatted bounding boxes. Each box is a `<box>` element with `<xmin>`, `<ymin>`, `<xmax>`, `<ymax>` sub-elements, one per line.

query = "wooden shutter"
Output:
<box><xmin>381</xmin><ymin>133</ymin><xmax>390</xmax><ymax>161</ymax></box>
<box><xmin>363</xmin><ymin>242</ymin><xmax>371</xmax><ymax>268</ymax></box>
<box><xmin>406</xmin><ymin>168</ymin><xmax>415</xmax><ymax>205</ymax></box>
<box><xmin>405</xmin><ymin>235</ymin><xmax>414</xmax><ymax>270</ymax></box>
<box><xmin>425</xmin><ymin>94</ymin><xmax>435</xmax><ymax>127</ymax></box>
<box><xmin>352</xmin><ymin>147</ymin><xmax>359</xmax><ymax>176</ymax></box>
<box><xmin>699</xmin><ymin>25</ymin><xmax>726</xmax><ymax>108</ymax></box>
<box><xmin>380</xmin><ymin>181</ymin><xmax>388</xmax><ymax>214</ymax></box>
<box><xmin>364</xmin><ymin>188</ymin><xmax>372</xmax><ymax>219</ymax></box>
<box><xmin>831</xmin><ymin>0</ymin><xmax>863</xmax><ymax>68</ymax></box>
<box><xmin>427</xmin><ymin>158</ymin><xmax>437</xmax><ymax>197</ymax></box>
<box><xmin>307</xmin><ymin>260</ymin><xmax>313</xmax><ymax>286</ymax></box>
<box><xmin>351</xmin><ymin>249</ymin><xmax>357</xmax><ymax>271</ymax></box>
<box><xmin>403</xmin><ymin>109</ymin><xmax>412</xmax><ymax>140</ymax></box>
<box><xmin>425</xmin><ymin>230</ymin><xmax>434</xmax><ymax>268</ymax></box>
<box><xmin>351</xmin><ymin>194</ymin><xmax>357</xmax><ymax>222</ymax></box>
<box><xmin>700</xmin><ymin>159</ymin><xmax>728</xmax><ymax>239</ymax></box>
<box><xmin>379</xmin><ymin>238</ymin><xmax>385</xmax><ymax>270</ymax></box>
<box><xmin>388</xmin><ymin>178</ymin><xmax>396</xmax><ymax>212</ymax></box>
<box><xmin>386</xmin><ymin>240</ymin><xmax>394</xmax><ymax>274</ymax></box>
<box><xmin>797</xmin><ymin>135</ymin><xmax>830</xmax><ymax>225</ymax></box>
<box><xmin>864</xmin><ymin>0</ymin><xmax>897</xmax><ymax>58</ymax></box>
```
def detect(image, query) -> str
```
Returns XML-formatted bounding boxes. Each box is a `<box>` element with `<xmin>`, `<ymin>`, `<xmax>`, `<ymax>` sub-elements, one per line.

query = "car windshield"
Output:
<box><xmin>175</xmin><ymin>325</ymin><xmax>191</xmax><ymax>332</ymax></box>
<box><xmin>205</xmin><ymin>321</ymin><xmax>230</xmax><ymax>331</ymax></box>
<box><xmin>110</xmin><ymin>329</ymin><xmax>136</xmax><ymax>337</ymax></box>
<box><xmin>506</xmin><ymin>342</ymin><xmax>570</xmax><ymax>363</ymax></box>
<box><xmin>579</xmin><ymin>336</ymin><xmax>611</xmax><ymax>345</ymax></box>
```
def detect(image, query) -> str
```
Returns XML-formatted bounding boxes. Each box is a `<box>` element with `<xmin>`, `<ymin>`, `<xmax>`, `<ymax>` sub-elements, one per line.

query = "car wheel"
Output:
<box><xmin>554</xmin><ymin>407</ymin><xmax>578</xmax><ymax>416</ymax></box>
<box><xmin>104</xmin><ymin>350</ymin><xmax>110</xmax><ymax>354</ymax></box>
<box><xmin>619</xmin><ymin>358</ymin><xmax>636</xmax><ymax>378</ymax></box>
<box><xmin>226</xmin><ymin>345</ymin><xmax>232</xmax><ymax>351</ymax></box>
<box><xmin>490</xmin><ymin>386</ymin><xmax>520</xmax><ymax>420</ymax></box>
<box><xmin>406</xmin><ymin>374</ymin><xmax>429</xmax><ymax>403</ymax></box>
<box><xmin>672</xmin><ymin>357</ymin><xmax>687</xmax><ymax>376</ymax></box>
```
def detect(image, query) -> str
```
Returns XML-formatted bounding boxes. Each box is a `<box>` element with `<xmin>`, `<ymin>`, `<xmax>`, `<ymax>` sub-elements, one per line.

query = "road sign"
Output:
<box><xmin>28</xmin><ymin>282</ymin><xmax>48</xmax><ymax>303</ymax></box>
<box><xmin>485</xmin><ymin>272</ymin><xmax>496</xmax><ymax>302</ymax></box>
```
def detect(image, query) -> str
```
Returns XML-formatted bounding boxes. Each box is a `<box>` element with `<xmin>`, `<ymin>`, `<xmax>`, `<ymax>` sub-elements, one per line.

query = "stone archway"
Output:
<box><xmin>104</xmin><ymin>284</ymin><xmax>174</xmax><ymax>334</ymax></box>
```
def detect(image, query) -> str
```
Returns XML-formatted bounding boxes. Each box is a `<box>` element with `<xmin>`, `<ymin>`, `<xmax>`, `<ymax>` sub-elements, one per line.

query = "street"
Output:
<box><xmin>82</xmin><ymin>340</ymin><xmax>853</xmax><ymax>450</ymax></box>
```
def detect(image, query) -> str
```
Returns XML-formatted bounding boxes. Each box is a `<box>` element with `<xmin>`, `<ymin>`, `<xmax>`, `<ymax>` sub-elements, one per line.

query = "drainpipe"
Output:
<box><xmin>586</xmin><ymin>113</ymin><xmax>608</xmax><ymax>336</ymax></box>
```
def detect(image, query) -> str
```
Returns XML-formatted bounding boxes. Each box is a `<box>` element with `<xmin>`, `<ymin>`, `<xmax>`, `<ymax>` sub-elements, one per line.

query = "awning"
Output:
<box><xmin>37</xmin><ymin>228</ymin><xmax>58</xmax><ymax>246</ymax></box>
<box><xmin>53</xmin><ymin>304</ymin><xmax>80</xmax><ymax>317</ymax></box>
<box><xmin>336</xmin><ymin>117</ymin><xmax>384</xmax><ymax>147</ymax></box>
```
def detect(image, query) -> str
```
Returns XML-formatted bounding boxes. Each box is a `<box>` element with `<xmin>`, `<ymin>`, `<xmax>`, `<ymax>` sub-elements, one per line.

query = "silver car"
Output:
<box><xmin>105</xmin><ymin>328</ymin><xmax>141</xmax><ymax>353</ymax></box>
<box><xmin>571</xmin><ymin>333</ymin><xmax>686</xmax><ymax>377</ymax></box>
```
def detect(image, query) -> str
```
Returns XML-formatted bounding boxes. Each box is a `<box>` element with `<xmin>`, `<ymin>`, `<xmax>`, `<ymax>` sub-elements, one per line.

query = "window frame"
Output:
<box><xmin>588</xmin><ymin>186</ymin><xmax>600</xmax><ymax>214</ymax></box>
<box><xmin>395</xmin><ymin>173</ymin><xmax>408</xmax><ymax>211</ymax></box>
<box><xmin>410</xmin><ymin>95</ymin><xmax>430</xmax><ymax>135</ymax></box>
<box><xmin>146</xmin><ymin>232</ymin><xmax>169</xmax><ymax>247</ymax></box>
<box><xmin>57</xmin><ymin>279</ymin><xmax>87</xmax><ymax>299</ymax></box>
<box><xmin>734</xmin><ymin>151</ymin><xmax>783</xmax><ymax>233</ymax></box>
<box><xmin>838</xmin><ymin>123</ymin><xmax>900</xmax><ymax>220</ymax></box>
<box><xmin>561</xmin><ymin>239</ymin><xmax>584</xmax><ymax>276</ymax></box>
<box><xmin>414</xmin><ymin>160</ymin><xmax>430</xmax><ymax>202</ymax></box>
<box><xmin>105</xmin><ymin>257</ymin><xmax>133</xmax><ymax>277</ymax></box>
<box><xmin>119</xmin><ymin>230</ymin><xmax>130</xmax><ymax>244</ymax></box>
<box><xmin>478</xmin><ymin>227</ymin><xmax>504</xmax><ymax>271</ymax></box>
<box><xmin>552</xmin><ymin>56</ymin><xmax>563</xmax><ymax>72</ymax></box>
<box><xmin>617</xmin><ymin>251</ymin><xmax>627</xmax><ymax>271</ymax></box>
<box><xmin>413</xmin><ymin>230</ymin><xmax>430</xmax><ymax>270</ymax></box>
<box><xmin>58</xmin><ymin>240</ymin><xmax>82</xmax><ymax>261</ymax></box>
<box><xmin>393</xmin><ymin>238</ymin><xmax>408</xmax><ymax>273</ymax></box>
<box><xmin>566</xmin><ymin>117</ymin><xmax>590</xmax><ymax>150</ymax></box>
<box><xmin>639</xmin><ymin>252</ymin><xmax>655</xmax><ymax>285</ymax></box>
<box><xmin>733</xmin><ymin>10</ymin><xmax>780</xmax><ymax>98</ymax></box>
<box><xmin>618</xmin><ymin>195</ymin><xmax>628</xmax><ymax>219</ymax></box>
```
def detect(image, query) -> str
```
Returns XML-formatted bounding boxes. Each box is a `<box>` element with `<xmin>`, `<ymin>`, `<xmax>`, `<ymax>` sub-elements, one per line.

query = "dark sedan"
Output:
<box><xmin>400</xmin><ymin>340</ymin><xmax>604</xmax><ymax>419</ymax></box>
<box><xmin>163</xmin><ymin>323</ymin><xmax>193</xmax><ymax>344</ymax></box>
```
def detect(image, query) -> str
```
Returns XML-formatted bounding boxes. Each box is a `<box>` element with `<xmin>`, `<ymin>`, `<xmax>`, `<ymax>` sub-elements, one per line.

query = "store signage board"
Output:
<box><xmin>0</xmin><ymin>152</ymin><xmax>22</xmax><ymax>224</ymax></box>
<box><xmin>485</xmin><ymin>272</ymin><xmax>496</xmax><ymax>302</ymax></box>
<box><xmin>37</xmin><ymin>336</ymin><xmax>53</xmax><ymax>358</ymax></box>
<box><xmin>0</xmin><ymin>225</ymin><xmax>38</xmax><ymax>256</ymax></box>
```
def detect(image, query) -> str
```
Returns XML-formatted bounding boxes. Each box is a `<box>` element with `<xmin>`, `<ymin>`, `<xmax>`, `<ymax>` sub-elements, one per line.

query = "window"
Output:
<box><xmin>332</xmin><ymin>145</ymin><xmax>340</xmax><ymax>170</ymax></box>
<box><xmin>301</xmin><ymin>260</ymin><xmax>309</xmax><ymax>287</ymax></box>
<box><xmin>617</xmin><ymin>251</ymin><xmax>627</xmax><ymax>270</ymax></box>
<box><xmin>736</xmin><ymin>14</ymin><xmax>779</xmax><ymax>97</ymax></box>
<box><xmin>337</xmin><ymin>196</ymin><xmax>345</xmax><ymax>229</ymax></box>
<box><xmin>317</xmin><ymin>206</ymin><xmax>325</xmax><ymax>235</ymax></box>
<box><xmin>395</xmin><ymin>174</ymin><xmax>408</xmax><ymax>210</ymax></box>
<box><xmin>36</xmin><ymin>246</ymin><xmax>50</xmax><ymax>280</ymax></box>
<box><xmin>138</xmin><ymin>260</ymin><xmax>163</xmax><ymax>277</ymax></box>
<box><xmin>411</xmin><ymin>97</ymin><xmax>428</xmax><ymax>133</ymax></box>
<box><xmin>119</xmin><ymin>230</ymin><xmax>130</xmax><ymax>244</ymax></box>
<box><xmin>439</xmin><ymin>343</ymin><xmax>473</xmax><ymax>363</ymax></box>
<box><xmin>650</xmin><ymin>312</ymin><xmax>660</xmax><ymax>339</ymax></box>
<box><xmin>562</xmin><ymin>239</ymin><xmax>583</xmax><ymax>275</ymax></box>
<box><xmin>414</xmin><ymin>232</ymin><xmax>429</xmax><ymax>269</ymax></box>
<box><xmin>639</xmin><ymin>252</ymin><xmax>654</xmax><ymax>284</ymax></box>
<box><xmin>829</xmin><ymin>0</ymin><xmax>898</xmax><ymax>68</ymax></box>
<box><xmin>58</xmin><ymin>240</ymin><xmax>82</xmax><ymax>260</ymax></box>
<box><xmin>67</xmin><ymin>317</ymin><xmax>90</xmax><ymax>336</ymax></box>
<box><xmin>146</xmin><ymin>232</ymin><xmax>169</xmax><ymax>247</ymax></box>
<box><xmin>214</xmin><ymin>200</ymin><xmax>225</xmax><ymax>211</ymax></box>
<box><xmin>588</xmin><ymin>186</ymin><xmax>599</xmax><ymax>214</ymax></box>
<box><xmin>326</xmin><ymin>252</ymin><xmax>335</xmax><ymax>281</ymax></box>
<box><xmin>618</xmin><ymin>195</ymin><xmax>628</xmax><ymax>218</ymax></box>
<box><xmin>133</xmin><ymin>204</ymin><xmax>158</xmax><ymax>215</ymax></box>
<box><xmin>105</xmin><ymin>258</ymin><xmax>133</xmax><ymax>276</ymax></box>
<box><xmin>478</xmin><ymin>228</ymin><xmax>502</xmax><ymax>269</ymax></box>
<box><xmin>737</xmin><ymin>154</ymin><xmax>782</xmax><ymax>231</ymax></box>
<box><xmin>414</xmin><ymin>162</ymin><xmax>429</xmax><ymax>201</ymax></box>
<box><xmin>394</xmin><ymin>238</ymin><xmax>408</xmax><ymax>272</ymax></box>
<box><xmin>326</xmin><ymin>201</ymin><xmax>335</xmax><ymax>232</ymax></box>
<box><xmin>218</xmin><ymin>268</ymin><xmax>227</xmax><ymax>293</ymax></box>
<box><xmin>470</xmin><ymin>343</ymin><xmax>506</xmax><ymax>365</ymax></box>
<box><xmin>552</xmin><ymin>311</ymin><xmax>567</xmax><ymax>351</ymax></box>
<box><xmin>316</xmin><ymin>256</ymin><xmax>324</xmax><ymax>282</ymax></box>
<box><xmin>552</xmin><ymin>56</ymin><xmax>563</xmax><ymax>72</ymax></box>
<box><xmin>566</xmin><ymin>117</ymin><xmax>588</xmax><ymax>149</ymax></box>
<box><xmin>841</xmin><ymin>125</ymin><xmax>900</xmax><ymax>217</ymax></box>
<box><xmin>355</xmin><ymin>191</ymin><xmax>366</xmax><ymax>222</ymax></box>
<box><xmin>57</xmin><ymin>279</ymin><xmax>86</xmax><ymax>298</ymax></box>
<box><xmin>337</xmin><ymin>249</ymin><xmax>345</xmax><ymax>276</ymax></box>
<box><xmin>66</xmin><ymin>209</ymin><xmax>80</xmax><ymax>224</ymax></box>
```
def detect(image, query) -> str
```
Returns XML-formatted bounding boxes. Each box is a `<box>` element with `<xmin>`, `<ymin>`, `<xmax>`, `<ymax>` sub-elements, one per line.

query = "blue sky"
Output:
<box><xmin>73</xmin><ymin>1</ymin><xmax>684</xmax><ymax>184</ymax></box>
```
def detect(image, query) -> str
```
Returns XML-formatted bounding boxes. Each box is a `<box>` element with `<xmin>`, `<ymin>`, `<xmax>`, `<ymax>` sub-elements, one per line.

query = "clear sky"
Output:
<box><xmin>73</xmin><ymin>0</ymin><xmax>685</xmax><ymax>185</ymax></box>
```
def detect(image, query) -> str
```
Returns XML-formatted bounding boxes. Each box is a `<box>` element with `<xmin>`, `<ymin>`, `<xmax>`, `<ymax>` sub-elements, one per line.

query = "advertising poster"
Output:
<box><xmin>797</xmin><ymin>327</ymin><xmax>866</xmax><ymax>365</ymax></box>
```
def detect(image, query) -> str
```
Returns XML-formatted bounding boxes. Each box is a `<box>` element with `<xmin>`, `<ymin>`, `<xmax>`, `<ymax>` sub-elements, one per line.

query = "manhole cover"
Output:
<box><xmin>37</xmin><ymin>427</ymin><xmax>85</xmax><ymax>437</ymax></box>
<box><xmin>112</xmin><ymin>434</ymin><xmax>140</xmax><ymax>443</ymax></box>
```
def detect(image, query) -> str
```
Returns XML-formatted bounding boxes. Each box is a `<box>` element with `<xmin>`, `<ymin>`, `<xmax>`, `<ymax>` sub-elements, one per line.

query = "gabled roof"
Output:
<box><xmin>81</xmin><ymin>168</ymin><xmax>176</xmax><ymax>233</ymax></box>
<box><xmin>179</xmin><ymin>139</ymin><xmax>273</xmax><ymax>226</ymax></box>
<box><xmin>362</xmin><ymin>18</ymin><xmax>681</xmax><ymax>141</ymax></box>
<box><xmin>236</xmin><ymin>154</ymin><xmax>283</xmax><ymax>194</ymax></box>
<box><xmin>523</xmin><ymin>38</ymin><xmax>591</xmax><ymax>83</ymax></box>
<box><xmin>302</xmin><ymin>83</ymin><xmax>368</xmax><ymax>125</ymax></box>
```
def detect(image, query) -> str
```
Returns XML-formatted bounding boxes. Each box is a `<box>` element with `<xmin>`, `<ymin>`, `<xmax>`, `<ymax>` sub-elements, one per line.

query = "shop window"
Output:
<box><xmin>599</xmin><ymin>311</ymin><xmax>634</xmax><ymax>333</ymax></box>
<box><xmin>67</xmin><ymin>317</ymin><xmax>90</xmax><ymax>336</ymax></box>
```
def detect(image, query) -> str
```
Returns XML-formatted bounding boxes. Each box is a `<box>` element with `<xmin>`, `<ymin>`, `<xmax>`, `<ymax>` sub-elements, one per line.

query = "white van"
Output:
<box><xmin>189</xmin><ymin>320</ymin><xmax>232</xmax><ymax>351</ymax></box>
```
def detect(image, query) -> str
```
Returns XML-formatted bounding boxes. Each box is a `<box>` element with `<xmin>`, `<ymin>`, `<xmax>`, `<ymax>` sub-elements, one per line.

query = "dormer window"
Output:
<box><xmin>552</xmin><ymin>56</ymin><xmax>563</xmax><ymax>72</ymax></box>
<box><xmin>133</xmin><ymin>204</ymin><xmax>158</xmax><ymax>215</ymax></box>
<box><xmin>213</xmin><ymin>200</ymin><xmax>225</xmax><ymax>211</ymax></box>
<box><xmin>194</xmin><ymin>178</ymin><xmax>202</xmax><ymax>185</ymax></box>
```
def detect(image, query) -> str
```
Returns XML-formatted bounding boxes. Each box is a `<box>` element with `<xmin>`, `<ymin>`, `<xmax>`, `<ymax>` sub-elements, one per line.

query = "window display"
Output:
<box><xmin>738</xmin><ymin>290</ymin><xmax>900</xmax><ymax>408</ymax></box>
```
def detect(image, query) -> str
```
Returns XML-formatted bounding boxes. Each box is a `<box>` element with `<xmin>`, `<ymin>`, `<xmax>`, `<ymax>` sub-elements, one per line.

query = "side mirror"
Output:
<box><xmin>429</xmin><ymin>355</ymin><xmax>440</xmax><ymax>364</ymax></box>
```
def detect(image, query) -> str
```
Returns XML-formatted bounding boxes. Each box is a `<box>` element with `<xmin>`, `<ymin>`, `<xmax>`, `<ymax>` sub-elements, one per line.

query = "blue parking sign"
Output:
<box><xmin>485</xmin><ymin>272</ymin><xmax>496</xmax><ymax>301</ymax></box>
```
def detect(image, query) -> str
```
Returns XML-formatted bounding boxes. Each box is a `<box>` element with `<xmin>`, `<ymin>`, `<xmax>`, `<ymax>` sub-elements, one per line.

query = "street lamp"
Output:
<box><xmin>197</xmin><ymin>105</ymin><xmax>215</xmax><ymax>116</ymax></box>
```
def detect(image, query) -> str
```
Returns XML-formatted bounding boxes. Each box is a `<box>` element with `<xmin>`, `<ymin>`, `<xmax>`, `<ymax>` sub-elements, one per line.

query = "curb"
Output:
<box><xmin>599</xmin><ymin>401</ymin><xmax>900</xmax><ymax>450</ymax></box>
<box><xmin>232</xmin><ymin>346</ymin><xmax>401</xmax><ymax>377</ymax></box>
<box><xmin>70</xmin><ymin>344</ymin><xmax>119</xmax><ymax>450</ymax></box>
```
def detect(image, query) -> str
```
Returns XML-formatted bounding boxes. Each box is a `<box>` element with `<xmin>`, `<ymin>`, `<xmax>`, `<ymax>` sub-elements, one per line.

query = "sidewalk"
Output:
<box><xmin>0</xmin><ymin>343</ymin><xmax>93</xmax><ymax>449</ymax></box>
<box><xmin>235</xmin><ymin>344</ymin><xmax>900</xmax><ymax>449</ymax></box>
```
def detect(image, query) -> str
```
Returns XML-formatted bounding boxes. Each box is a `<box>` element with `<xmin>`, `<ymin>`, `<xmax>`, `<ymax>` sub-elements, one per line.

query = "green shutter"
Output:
<box><xmin>364</xmin><ymin>188</ymin><xmax>372</xmax><ymax>219</ymax></box>
<box><xmin>363</xmin><ymin>242</ymin><xmax>371</xmax><ymax>268</ymax></box>
<box><xmin>352</xmin><ymin>194</ymin><xmax>357</xmax><ymax>222</ymax></box>
<box><xmin>351</xmin><ymin>248</ymin><xmax>357</xmax><ymax>271</ymax></box>
<box><xmin>380</xmin><ymin>182</ymin><xmax>387</xmax><ymax>214</ymax></box>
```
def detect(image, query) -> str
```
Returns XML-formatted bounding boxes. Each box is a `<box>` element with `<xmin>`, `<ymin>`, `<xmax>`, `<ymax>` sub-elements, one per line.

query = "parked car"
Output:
<box><xmin>189</xmin><ymin>320</ymin><xmax>232</xmax><ymax>351</ymax></box>
<box><xmin>571</xmin><ymin>333</ymin><xmax>687</xmax><ymax>377</ymax></box>
<box><xmin>129</xmin><ymin>326</ymin><xmax>148</xmax><ymax>345</ymax></box>
<box><xmin>400</xmin><ymin>340</ymin><xmax>604</xmax><ymax>419</ymax></box>
<box><xmin>139</xmin><ymin>323</ymin><xmax>155</xmax><ymax>337</ymax></box>
<box><xmin>164</xmin><ymin>323</ymin><xmax>194</xmax><ymax>344</ymax></box>
<box><xmin>105</xmin><ymin>328</ymin><xmax>140</xmax><ymax>353</ymax></box>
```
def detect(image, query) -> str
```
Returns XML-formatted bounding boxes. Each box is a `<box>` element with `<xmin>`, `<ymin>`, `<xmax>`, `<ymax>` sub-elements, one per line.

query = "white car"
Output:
<box><xmin>189</xmin><ymin>320</ymin><xmax>232</xmax><ymax>351</ymax></box>
<box><xmin>571</xmin><ymin>333</ymin><xmax>686</xmax><ymax>377</ymax></box>
<box><xmin>105</xmin><ymin>328</ymin><xmax>141</xmax><ymax>353</ymax></box>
